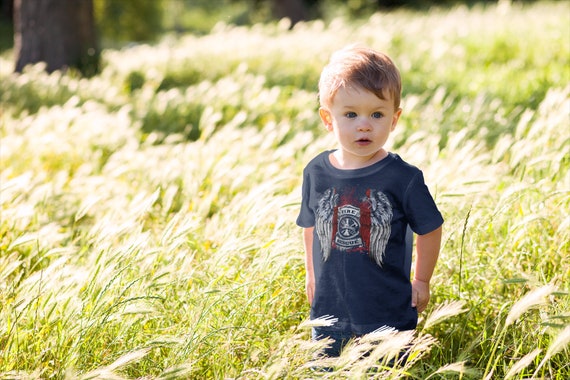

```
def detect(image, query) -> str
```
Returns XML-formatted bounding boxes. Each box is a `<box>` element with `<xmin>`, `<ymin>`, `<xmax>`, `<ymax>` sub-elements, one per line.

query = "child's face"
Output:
<box><xmin>319</xmin><ymin>85</ymin><xmax>401</xmax><ymax>167</ymax></box>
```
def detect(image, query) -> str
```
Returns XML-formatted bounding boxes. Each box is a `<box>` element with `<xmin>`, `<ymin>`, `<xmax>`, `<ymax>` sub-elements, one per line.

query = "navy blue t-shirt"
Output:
<box><xmin>296</xmin><ymin>151</ymin><xmax>444</xmax><ymax>335</ymax></box>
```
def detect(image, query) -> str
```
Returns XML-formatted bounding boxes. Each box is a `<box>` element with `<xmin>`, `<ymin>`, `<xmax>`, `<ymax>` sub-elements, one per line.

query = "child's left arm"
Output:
<box><xmin>412</xmin><ymin>226</ymin><xmax>442</xmax><ymax>313</ymax></box>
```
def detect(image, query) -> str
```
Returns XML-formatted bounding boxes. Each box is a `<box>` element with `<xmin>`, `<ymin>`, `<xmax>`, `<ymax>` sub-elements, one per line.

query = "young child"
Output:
<box><xmin>296</xmin><ymin>45</ymin><xmax>444</xmax><ymax>358</ymax></box>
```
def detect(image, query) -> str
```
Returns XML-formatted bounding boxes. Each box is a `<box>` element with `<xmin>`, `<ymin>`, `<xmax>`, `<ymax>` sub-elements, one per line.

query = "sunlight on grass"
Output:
<box><xmin>1</xmin><ymin>1</ymin><xmax>569</xmax><ymax>378</ymax></box>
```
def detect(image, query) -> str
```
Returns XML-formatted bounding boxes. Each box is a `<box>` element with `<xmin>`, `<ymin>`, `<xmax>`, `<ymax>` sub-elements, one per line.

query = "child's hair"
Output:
<box><xmin>318</xmin><ymin>45</ymin><xmax>401</xmax><ymax>110</ymax></box>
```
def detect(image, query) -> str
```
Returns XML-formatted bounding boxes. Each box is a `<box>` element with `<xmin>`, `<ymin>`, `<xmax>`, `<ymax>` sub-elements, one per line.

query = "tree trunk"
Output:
<box><xmin>271</xmin><ymin>0</ymin><xmax>308</xmax><ymax>27</ymax></box>
<box><xmin>14</xmin><ymin>0</ymin><xmax>99</xmax><ymax>75</ymax></box>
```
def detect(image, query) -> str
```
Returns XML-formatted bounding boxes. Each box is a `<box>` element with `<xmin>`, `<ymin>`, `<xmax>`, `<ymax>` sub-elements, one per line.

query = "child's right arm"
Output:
<box><xmin>303</xmin><ymin>227</ymin><xmax>315</xmax><ymax>305</ymax></box>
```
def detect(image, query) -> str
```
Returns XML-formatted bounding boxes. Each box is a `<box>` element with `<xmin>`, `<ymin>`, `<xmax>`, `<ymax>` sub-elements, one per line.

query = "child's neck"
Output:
<box><xmin>330</xmin><ymin>149</ymin><xmax>388</xmax><ymax>170</ymax></box>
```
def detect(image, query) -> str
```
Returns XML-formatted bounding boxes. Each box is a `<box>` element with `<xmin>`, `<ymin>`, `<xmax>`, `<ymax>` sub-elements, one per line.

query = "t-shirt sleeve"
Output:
<box><xmin>296</xmin><ymin>168</ymin><xmax>315</xmax><ymax>228</ymax></box>
<box><xmin>404</xmin><ymin>171</ymin><xmax>444</xmax><ymax>235</ymax></box>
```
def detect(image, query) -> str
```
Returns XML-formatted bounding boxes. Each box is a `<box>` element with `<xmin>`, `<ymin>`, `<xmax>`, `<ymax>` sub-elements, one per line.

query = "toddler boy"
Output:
<box><xmin>297</xmin><ymin>45</ymin><xmax>444</xmax><ymax>357</ymax></box>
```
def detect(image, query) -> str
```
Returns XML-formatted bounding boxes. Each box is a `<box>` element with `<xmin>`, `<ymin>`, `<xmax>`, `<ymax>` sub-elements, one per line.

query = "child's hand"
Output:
<box><xmin>306</xmin><ymin>274</ymin><xmax>315</xmax><ymax>305</ymax></box>
<box><xmin>411</xmin><ymin>279</ymin><xmax>430</xmax><ymax>313</ymax></box>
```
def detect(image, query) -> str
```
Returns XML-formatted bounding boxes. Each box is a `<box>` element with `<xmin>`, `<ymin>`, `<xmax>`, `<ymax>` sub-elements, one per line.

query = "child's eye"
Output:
<box><xmin>345</xmin><ymin>112</ymin><xmax>357</xmax><ymax>118</ymax></box>
<box><xmin>371</xmin><ymin>112</ymin><xmax>384</xmax><ymax>119</ymax></box>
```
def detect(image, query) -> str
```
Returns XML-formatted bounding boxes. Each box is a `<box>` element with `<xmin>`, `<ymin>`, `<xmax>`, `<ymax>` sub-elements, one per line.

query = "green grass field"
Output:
<box><xmin>1</xmin><ymin>1</ymin><xmax>569</xmax><ymax>378</ymax></box>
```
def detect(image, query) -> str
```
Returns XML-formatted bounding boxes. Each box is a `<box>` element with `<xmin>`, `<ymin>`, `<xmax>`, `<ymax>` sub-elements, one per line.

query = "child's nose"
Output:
<box><xmin>357</xmin><ymin>118</ymin><xmax>372</xmax><ymax>131</ymax></box>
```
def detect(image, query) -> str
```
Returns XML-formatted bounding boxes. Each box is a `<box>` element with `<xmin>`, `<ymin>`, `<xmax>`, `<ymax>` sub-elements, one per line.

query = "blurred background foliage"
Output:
<box><xmin>0</xmin><ymin>0</ymin><xmax>538</xmax><ymax>51</ymax></box>
<box><xmin>0</xmin><ymin>0</ymin><xmax>559</xmax><ymax>145</ymax></box>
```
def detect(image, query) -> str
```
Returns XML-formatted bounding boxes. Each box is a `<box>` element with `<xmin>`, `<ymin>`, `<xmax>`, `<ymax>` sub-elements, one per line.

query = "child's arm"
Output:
<box><xmin>412</xmin><ymin>225</ymin><xmax>442</xmax><ymax>313</ymax></box>
<box><xmin>303</xmin><ymin>227</ymin><xmax>315</xmax><ymax>305</ymax></box>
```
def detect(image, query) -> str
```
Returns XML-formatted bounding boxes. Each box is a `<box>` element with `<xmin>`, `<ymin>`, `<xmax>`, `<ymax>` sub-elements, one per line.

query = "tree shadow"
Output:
<box><xmin>0</xmin><ymin>17</ymin><xmax>13</xmax><ymax>55</ymax></box>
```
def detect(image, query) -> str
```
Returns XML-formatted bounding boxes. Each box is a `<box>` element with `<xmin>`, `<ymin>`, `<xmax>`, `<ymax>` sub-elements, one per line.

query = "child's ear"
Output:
<box><xmin>319</xmin><ymin>107</ymin><xmax>333</xmax><ymax>131</ymax></box>
<box><xmin>391</xmin><ymin>108</ymin><xmax>402</xmax><ymax>131</ymax></box>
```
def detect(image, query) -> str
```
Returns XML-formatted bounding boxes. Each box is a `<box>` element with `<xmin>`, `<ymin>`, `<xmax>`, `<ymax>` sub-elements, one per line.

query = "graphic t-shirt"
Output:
<box><xmin>297</xmin><ymin>151</ymin><xmax>444</xmax><ymax>334</ymax></box>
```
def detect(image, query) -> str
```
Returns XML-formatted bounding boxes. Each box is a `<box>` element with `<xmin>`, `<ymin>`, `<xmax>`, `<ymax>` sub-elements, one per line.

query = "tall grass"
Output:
<box><xmin>1</xmin><ymin>1</ymin><xmax>569</xmax><ymax>378</ymax></box>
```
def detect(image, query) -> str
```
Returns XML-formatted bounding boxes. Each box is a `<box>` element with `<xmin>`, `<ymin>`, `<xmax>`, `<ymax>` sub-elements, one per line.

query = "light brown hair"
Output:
<box><xmin>318</xmin><ymin>46</ymin><xmax>402</xmax><ymax>110</ymax></box>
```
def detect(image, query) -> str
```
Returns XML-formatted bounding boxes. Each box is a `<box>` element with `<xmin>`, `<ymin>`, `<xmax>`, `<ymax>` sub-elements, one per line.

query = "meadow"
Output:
<box><xmin>0</xmin><ymin>1</ymin><xmax>569</xmax><ymax>378</ymax></box>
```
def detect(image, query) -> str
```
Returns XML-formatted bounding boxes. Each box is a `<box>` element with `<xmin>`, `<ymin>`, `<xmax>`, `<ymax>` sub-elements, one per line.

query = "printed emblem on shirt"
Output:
<box><xmin>315</xmin><ymin>188</ymin><xmax>393</xmax><ymax>266</ymax></box>
<box><xmin>335</xmin><ymin>205</ymin><xmax>364</xmax><ymax>250</ymax></box>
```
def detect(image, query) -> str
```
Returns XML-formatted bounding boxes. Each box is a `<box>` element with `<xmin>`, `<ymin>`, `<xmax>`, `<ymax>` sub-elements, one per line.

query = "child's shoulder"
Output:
<box><xmin>304</xmin><ymin>150</ymin><xmax>333</xmax><ymax>169</ymax></box>
<box><xmin>387</xmin><ymin>153</ymin><xmax>422</xmax><ymax>175</ymax></box>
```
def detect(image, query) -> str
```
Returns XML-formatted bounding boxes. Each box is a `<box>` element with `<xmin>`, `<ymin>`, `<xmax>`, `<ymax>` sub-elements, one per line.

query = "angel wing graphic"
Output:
<box><xmin>315</xmin><ymin>188</ymin><xmax>338</xmax><ymax>261</ymax></box>
<box><xmin>366</xmin><ymin>190</ymin><xmax>392</xmax><ymax>267</ymax></box>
